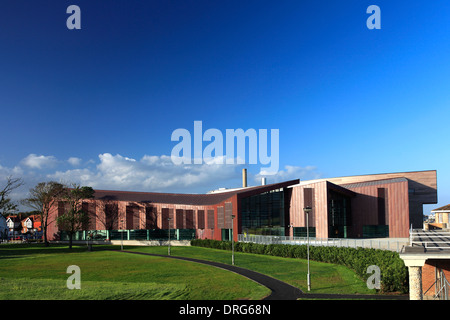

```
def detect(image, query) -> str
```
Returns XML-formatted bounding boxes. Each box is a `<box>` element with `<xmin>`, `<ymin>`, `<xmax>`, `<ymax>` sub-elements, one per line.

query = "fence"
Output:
<box><xmin>409</xmin><ymin>229</ymin><xmax>450</xmax><ymax>250</ymax></box>
<box><xmin>424</xmin><ymin>269</ymin><xmax>450</xmax><ymax>300</ymax></box>
<box><xmin>238</xmin><ymin>234</ymin><xmax>409</xmax><ymax>252</ymax></box>
<box><xmin>59</xmin><ymin>229</ymin><xmax>196</xmax><ymax>242</ymax></box>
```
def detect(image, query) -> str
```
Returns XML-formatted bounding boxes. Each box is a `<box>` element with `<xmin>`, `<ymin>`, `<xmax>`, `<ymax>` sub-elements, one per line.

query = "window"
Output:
<box><xmin>240</xmin><ymin>188</ymin><xmax>285</xmax><ymax>235</ymax></box>
<box><xmin>328</xmin><ymin>190</ymin><xmax>352</xmax><ymax>238</ymax></box>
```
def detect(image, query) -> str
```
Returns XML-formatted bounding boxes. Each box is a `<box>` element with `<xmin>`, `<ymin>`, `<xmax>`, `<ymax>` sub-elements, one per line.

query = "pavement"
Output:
<box><xmin>120</xmin><ymin>250</ymin><xmax>408</xmax><ymax>300</ymax></box>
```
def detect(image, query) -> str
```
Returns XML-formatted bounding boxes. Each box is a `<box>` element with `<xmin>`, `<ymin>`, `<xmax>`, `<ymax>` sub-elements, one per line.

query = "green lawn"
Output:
<box><xmin>129</xmin><ymin>245</ymin><xmax>376</xmax><ymax>295</ymax></box>
<box><xmin>0</xmin><ymin>243</ymin><xmax>376</xmax><ymax>300</ymax></box>
<box><xmin>0</xmin><ymin>244</ymin><xmax>269</xmax><ymax>300</ymax></box>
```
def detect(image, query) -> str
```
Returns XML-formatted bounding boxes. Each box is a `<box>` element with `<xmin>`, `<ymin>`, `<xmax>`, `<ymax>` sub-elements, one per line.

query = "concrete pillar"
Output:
<box><xmin>408</xmin><ymin>266</ymin><xmax>423</xmax><ymax>300</ymax></box>
<box><xmin>400</xmin><ymin>255</ymin><xmax>427</xmax><ymax>300</ymax></box>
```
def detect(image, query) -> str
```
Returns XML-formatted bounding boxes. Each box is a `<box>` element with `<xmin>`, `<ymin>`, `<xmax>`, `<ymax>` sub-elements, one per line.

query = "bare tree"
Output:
<box><xmin>57</xmin><ymin>184</ymin><xmax>95</xmax><ymax>249</ymax></box>
<box><xmin>0</xmin><ymin>176</ymin><xmax>24</xmax><ymax>217</ymax></box>
<box><xmin>22</xmin><ymin>181</ymin><xmax>65</xmax><ymax>246</ymax></box>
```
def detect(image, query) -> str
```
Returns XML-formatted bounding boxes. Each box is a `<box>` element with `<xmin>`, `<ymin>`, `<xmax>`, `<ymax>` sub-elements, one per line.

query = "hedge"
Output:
<box><xmin>190</xmin><ymin>239</ymin><xmax>409</xmax><ymax>293</ymax></box>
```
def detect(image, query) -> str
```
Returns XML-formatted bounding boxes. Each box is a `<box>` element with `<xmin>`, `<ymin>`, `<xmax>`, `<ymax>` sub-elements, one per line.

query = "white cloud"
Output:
<box><xmin>67</xmin><ymin>157</ymin><xmax>82</xmax><ymax>166</ymax></box>
<box><xmin>47</xmin><ymin>153</ymin><xmax>243</xmax><ymax>193</ymax></box>
<box><xmin>255</xmin><ymin>165</ymin><xmax>322</xmax><ymax>185</ymax></box>
<box><xmin>1</xmin><ymin>153</ymin><xmax>322</xmax><ymax>212</ymax></box>
<box><xmin>21</xmin><ymin>154</ymin><xmax>58</xmax><ymax>169</ymax></box>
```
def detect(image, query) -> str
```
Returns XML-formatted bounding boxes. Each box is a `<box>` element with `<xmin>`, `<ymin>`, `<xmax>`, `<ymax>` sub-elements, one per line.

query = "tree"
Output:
<box><xmin>0</xmin><ymin>176</ymin><xmax>24</xmax><ymax>217</ymax></box>
<box><xmin>57</xmin><ymin>184</ymin><xmax>95</xmax><ymax>249</ymax></box>
<box><xmin>21</xmin><ymin>181</ymin><xmax>65</xmax><ymax>246</ymax></box>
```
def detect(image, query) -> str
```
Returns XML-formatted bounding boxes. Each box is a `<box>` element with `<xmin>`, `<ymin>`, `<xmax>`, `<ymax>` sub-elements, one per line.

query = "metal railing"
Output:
<box><xmin>238</xmin><ymin>234</ymin><xmax>408</xmax><ymax>252</ymax></box>
<box><xmin>424</xmin><ymin>269</ymin><xmax>450</xmax><ymax>300</ymax></box>
<box><xmin>409</xmin><ymin>228</ymin><xmax>450</xmax><ymax>250</ymax></box>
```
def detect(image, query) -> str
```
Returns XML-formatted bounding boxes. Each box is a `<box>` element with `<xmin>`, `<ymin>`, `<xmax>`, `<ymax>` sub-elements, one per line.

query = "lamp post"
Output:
<box><xmin>288</xmin><ymin>224</ymin><xmax>293</xmax><ymax>241</ymax></box>
<box><xmin>303</xmin><ymin>206</ymin><xmax>312</xmax><ymax>291</ymax></box>
<box><xmin>120</xmin><ymin>218</ymin><xmax>124</xmax><ymax>251</ymax></box>
<box><xmin>231</xmin><ymin>215</ymin><xmax>235</xmax><ymax>265</ymax></box>
<box><xmin>168</xmin><ymin>217</ymin><xmax>172</xmax><ymax>256</ymax></box>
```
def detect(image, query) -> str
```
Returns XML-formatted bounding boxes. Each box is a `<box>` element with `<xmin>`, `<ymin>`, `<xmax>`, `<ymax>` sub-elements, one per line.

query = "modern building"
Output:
<box><xmin>46</xmin><ymin>169</ymin><xmax>437</xmax><ymax>242</ymax></box>
<box><xmin>288</xmin><ymin>170</ymin><xmax>437</xmax><ymax>239</ymax></box>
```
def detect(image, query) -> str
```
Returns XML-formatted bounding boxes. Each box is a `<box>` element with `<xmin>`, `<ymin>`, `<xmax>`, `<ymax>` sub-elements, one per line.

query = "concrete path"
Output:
<box><xmin>120</xmin><ymin>250</ymin><xmax>408</xmax><ymax>300</ymax></box>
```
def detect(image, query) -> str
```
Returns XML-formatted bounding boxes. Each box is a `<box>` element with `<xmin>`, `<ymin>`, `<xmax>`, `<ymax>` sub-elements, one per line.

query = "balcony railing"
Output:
<box><xmin>238</xmin><ymin>234</ymin><xmax>408</xmax><ymax>252</ymax></box>
<box><xmin>409</xmin><ymin>228</ymin><xmax>450</xmax><ymax>250</ymax></box>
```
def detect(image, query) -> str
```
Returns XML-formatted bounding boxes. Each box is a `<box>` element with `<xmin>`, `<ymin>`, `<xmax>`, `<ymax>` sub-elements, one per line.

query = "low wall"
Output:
<box><xmin>52</xmin><ymin>240</ymin><xmax>191</xmax><ymax>246</ymax></box>
<box><xmin>110</xmin><ymin>240</ymin><xmax>191</xmax><ymax>246</ymax></box>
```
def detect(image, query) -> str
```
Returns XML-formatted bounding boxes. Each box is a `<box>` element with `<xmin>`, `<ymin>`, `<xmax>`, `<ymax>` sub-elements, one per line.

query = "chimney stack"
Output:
<box><xmin>261</xmin><ymin>177</ymin><xmax>266</xmax><ymax>185</ymax></box>
<box><xmin>242</xmin><ymin>168</ymin><xmax>247</xmax><ymax>188</ymax></box>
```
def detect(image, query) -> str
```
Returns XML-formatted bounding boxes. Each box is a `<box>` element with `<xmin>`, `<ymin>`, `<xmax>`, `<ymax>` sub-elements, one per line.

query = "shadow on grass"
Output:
<box><xmin>0</xmin><ymin>243</ymin><xmax>125</xmax><ymax>259</ymax></box>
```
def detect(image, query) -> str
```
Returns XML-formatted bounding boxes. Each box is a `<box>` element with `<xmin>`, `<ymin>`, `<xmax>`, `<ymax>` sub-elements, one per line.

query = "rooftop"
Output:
<box><xmin>93</xmin><ymin>179</ymin><xmax>299</xmax><ymax>206</ymax></box>
<box><xmin>431</xmin><ymin>204</ymin><xmax>450</xmax><ymax>212</ymax></box>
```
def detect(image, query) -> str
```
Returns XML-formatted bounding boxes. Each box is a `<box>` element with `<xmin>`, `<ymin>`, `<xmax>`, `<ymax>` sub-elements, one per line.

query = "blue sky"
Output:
<box><xmin>0</xmin><ymin>1</ymin><xmax>449</xmax><ymax>214</ymax></box>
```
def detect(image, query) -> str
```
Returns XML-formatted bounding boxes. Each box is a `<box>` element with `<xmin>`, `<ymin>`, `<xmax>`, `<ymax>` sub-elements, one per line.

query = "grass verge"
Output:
<box><xmin>0</xmin><ymin>244</ymin><xmax>269</xmax><ymax>300</ymax></box>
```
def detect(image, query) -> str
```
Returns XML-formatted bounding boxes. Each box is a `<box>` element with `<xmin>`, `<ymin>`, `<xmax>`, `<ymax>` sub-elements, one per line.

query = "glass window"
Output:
<box><xmin>240</xmin><ymin>189</ymin><xmax>285</xmax><ymax>236</ymax></box>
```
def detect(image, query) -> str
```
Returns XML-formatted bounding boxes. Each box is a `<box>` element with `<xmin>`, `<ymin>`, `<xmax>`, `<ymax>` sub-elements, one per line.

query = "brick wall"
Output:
<box><xmin>423</xmin><ymin>259</ymin><xmax>450</xmax><ymax>297</ymax></box>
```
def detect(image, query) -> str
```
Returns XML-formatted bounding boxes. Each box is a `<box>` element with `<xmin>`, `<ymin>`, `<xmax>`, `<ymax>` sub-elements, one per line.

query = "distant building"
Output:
<box><xmin>429</xmin><ymin>204</ymin><xmax>450</xmax><ymax>229</ymax></box>
<box><xmin>21</xmin><ymin>215</ymin><xmax>42</xmax><ymax>234</ymax></box>
<box><xmin>6</xmin><ymin>216</ymin><xmax>21</xmax><ymax>237</ymax></box>
<box><xmin>46</xmin><ymin>170</ymin><xmax>437</xmax><ymax>241</ymax></box>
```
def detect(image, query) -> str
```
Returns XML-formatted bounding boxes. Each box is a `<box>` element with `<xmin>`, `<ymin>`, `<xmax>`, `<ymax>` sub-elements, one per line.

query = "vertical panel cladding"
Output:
<box><xmin>349</xmin><ymin>186</ymin><xmax>378</xmax><ymax>237</ymax></box>
<box><xmin>161</xmin><ymin>208</ymin><xmax>174</xmax><ymax>229</ymax></box>
<box><xmin>389</xmin><ymin>181</ymin><xmax>409</xmax><ymax>238</ymax></box>
<box><xmin>377</xmin><ymin>188</ymin><xmax>387</xmax><ymax>225</ymax></box>
<box><xmin>145</xmin><ymin>206</ymin><xmax>157</xmax><ymax>229</ymax></box>
<box><xmin>82</xmin><ymin>202</ymin><xmax>97</xmax><ymax>230</ymax></box>
<box><xmin>289</xmin><ymin>182</ymin><xmax>328</xmax><ymax>238</ymax></box>
<box><xmin>346</xmin><ymin>180</ymin><xmax>410</xmax><ymax>238</ymax></box>
<box><xmin>303</xmin><ymin>188</ymin><xmax>315</xmax><ymax>226</ymax></box>
<box><xmin>104</xmin><ymin>202</ymin><xmax>119</xmax><ymax>230</ymax></box>
<box><xmin>175</xmin><ymin>209</ymin><xmax>184</xmax><ymax>229</ymax></box>
<box><xmin>47</xmin><ymin>202</ymin><xmax>63</xmax><ymax>240</ymax></box>
<box><xmin>185</xmin><ymin>209</ymin><xmax>194</xmax><ymax>229</ymax></box>
<box><xmin>326</xmin><ymin>170</ymin><xmax>437</xmax><ymax>232</ymax></box>
<box><xmin>316</xmin><ymin>182</ymin><xmax>328</xmax><ymax>239</ymax></box>
<box><xmin>225</xmin><ymin>202</ymin><xmax>233</xmax><ymax>229</ymax></box>
<box><xmin>118</xmin><ymin>202</ymin><xmax>127</xmax><ymax>228</ymax></box>
<box><xmin>207</xmin><ymin>209</ymin><xmax>215</xmax><ymax>229</ymax></box>
<box><xmin>58</xmin><ymin>201</ymin><xmax>66</xmax><ymax>217</ymax></box>
<box><xmin>217</xmin><ymin>206</ymin><xmax>224</xmax><ymax>229</ymax></box>
<box><xmin>197</xmin><ymin>210</ymin><xmax>205</xmax><ymax>229</ymax></box>
<box><xmin>125</xmin><ymin>205</ymin><xmax>140</xmax><ymax>230</ymax></box>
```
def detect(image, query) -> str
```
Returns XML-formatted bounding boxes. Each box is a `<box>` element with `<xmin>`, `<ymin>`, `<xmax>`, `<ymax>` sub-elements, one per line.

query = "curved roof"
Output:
<box><xmin>93</xmin><ymin>179</ymin><xmax>299</xmax><ymax>206</ymax></box>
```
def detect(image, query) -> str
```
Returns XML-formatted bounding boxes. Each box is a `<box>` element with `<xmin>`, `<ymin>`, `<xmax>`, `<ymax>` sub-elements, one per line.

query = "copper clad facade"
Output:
<box><xmin>47</xmin><ymin>171</ymin><xmax>437</xmax><ymax>241</ymax></box>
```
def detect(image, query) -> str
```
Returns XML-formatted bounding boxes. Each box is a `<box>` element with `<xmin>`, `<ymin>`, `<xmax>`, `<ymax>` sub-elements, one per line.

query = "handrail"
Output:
<box><xmin>424</xmin><ymin>269</ymin><xmax>450</xmax><ymax>300</ymax></box>
<box><xmin>238</xmin><ymin>234</ymin><xmax>408</xmax><ymax>252</ymax></box>
<box><xmin>409</xmin><ymin>228</ymin><xmax>450</xmax><ymax>249</ymax></box>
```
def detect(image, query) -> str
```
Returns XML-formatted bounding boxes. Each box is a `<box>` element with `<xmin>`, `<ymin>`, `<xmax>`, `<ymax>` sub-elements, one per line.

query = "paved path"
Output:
<box><xmin>120</xmin><ymin>250</ymin><xmax>408</xmax><ymax>300</ymax></box>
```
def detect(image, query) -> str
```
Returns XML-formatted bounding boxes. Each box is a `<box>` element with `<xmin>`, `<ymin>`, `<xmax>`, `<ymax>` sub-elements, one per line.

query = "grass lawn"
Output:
<box><xmin>129</xmin><ymin>245</ymin><xmax>376</xmax><ymax>295</ymax></box>
<box><xmin>0</xmin><ymin>243</ymin><xmax>377</xmax><ymax>300</ymax></box>
<box><xmin>0</xmin><ymin>244</ymin><xmax>269</xmax><ymax>300</ymax></box>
